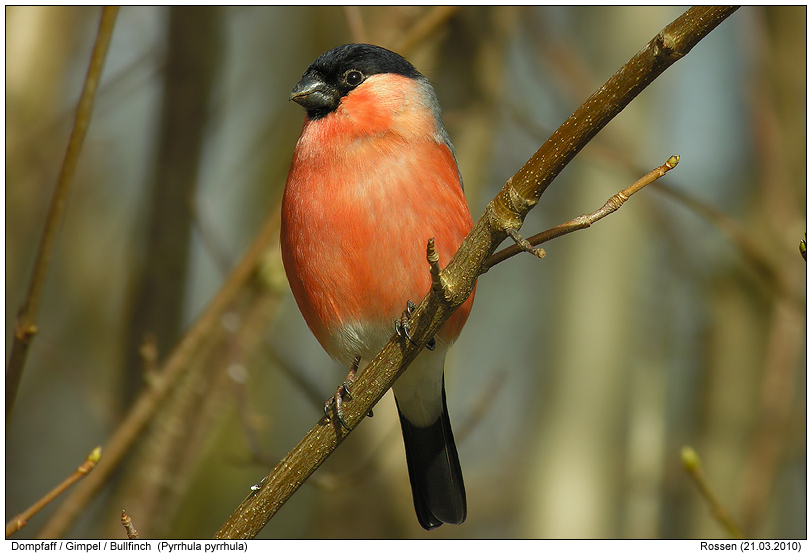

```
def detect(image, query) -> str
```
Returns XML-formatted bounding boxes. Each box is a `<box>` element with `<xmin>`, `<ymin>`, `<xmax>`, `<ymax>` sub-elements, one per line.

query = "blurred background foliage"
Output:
<box><xmin>5</xmin><ymin>6</ymin><xmax>806</xmax><ymax>539</ymax></box>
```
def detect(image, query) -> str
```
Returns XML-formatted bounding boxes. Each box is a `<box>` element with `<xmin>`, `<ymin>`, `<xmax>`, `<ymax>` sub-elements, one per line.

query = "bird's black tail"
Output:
<box><xmin>396</xmin><ymin>381</ymin><xmax>466</xmax><ymax>530</ymax></box>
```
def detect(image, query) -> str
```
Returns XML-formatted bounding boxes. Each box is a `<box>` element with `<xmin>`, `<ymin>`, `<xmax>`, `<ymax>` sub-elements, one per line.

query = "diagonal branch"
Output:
<box><xmin>214</xmin><ymin>6</ymin><xmax>739</xmax><ymax>539</ymax></box>
<box><xmin>6</xmin><ymin>6</ymin><xmax>119</xmax><ymax>424</ymax></box>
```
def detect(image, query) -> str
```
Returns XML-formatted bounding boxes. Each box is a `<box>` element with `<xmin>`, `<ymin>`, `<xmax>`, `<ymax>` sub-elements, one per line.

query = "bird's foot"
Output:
<box><xmin>323</xmin><ymin>357</ymin><xmax>373</xmax><ymax>430</ymax></box>
<box><xmin>395</xmin><ymin>300</ymin><xmax>436</xmax><ymax>351</ymax></box>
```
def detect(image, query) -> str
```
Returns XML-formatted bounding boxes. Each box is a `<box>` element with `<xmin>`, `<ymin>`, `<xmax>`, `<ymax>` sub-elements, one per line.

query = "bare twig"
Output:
<box><xmin>681</xmin><ymin>446</ymin><xmax>743</xmax><ymax>539</ymax></box>
<box><xmin>120</xmin><ymin>510</ymin><xmax>139</xmax><ymax>540</ymax></box>
<box><xmin>6</xmin><ymin>447</ymin><xmax>102</xmax><ymax>537</ymax></box>
<box><xmin>214</xmin><ymin>7</ymin><xmax>738</xmax><ymax>539</ymax></box>
<box><xmin>483</xmin><ymin>155</ymin><xmax>679</xmax><ymax>271</ymax></box>
<box><xmin>506</xmin><ymin>228</ymin><xmax>546</xmax><ymax>260</ymax></box>
<box><xmin>6</xmin><ymin>6</ymin><xmax>119</xmax><ymax>423</ymax></box>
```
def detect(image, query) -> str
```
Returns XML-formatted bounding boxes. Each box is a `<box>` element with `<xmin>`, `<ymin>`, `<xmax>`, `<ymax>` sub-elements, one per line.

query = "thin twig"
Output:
<box><xmin>483</xmin><ymin>155</ymin><xmax>680</xmax><ymax>271</ymax></box>
<box><xmin>6</xmin><ymin>6</ymin><xmax>119</xmax><ymax>424</ymax></box>
<box><xmin>6</xmin><ymin>447</ymin><xmax>102</xmax><ymax>537</ymax></box>
<box><xmin>506</xmin><ymin>228</ymin><xmax>546</xmax><ymax>260</ymax></box>
<box><xmin>681</xmin><ymin>446</ymin><xmax>744</xmax><ymax>539</ymax></box>
<box><xmin>121</xmin><ymin>510</ymin><xmax>139</xmax><ymax>540</ymax></box>
<box><xmin>214</xmin><ymin>7</ymin><xmax>738</xmax><ymax>539</ymax></box>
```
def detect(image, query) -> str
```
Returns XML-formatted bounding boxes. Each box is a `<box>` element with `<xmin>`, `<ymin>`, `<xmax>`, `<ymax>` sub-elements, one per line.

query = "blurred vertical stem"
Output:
<box><xmin>5</xmin><ymin>6</ymin><xmax>119</xmax><ymax>424</ymax></box>
<box><xmin>121</xmin><ymin>6</ymin><xmax>222</xmax><ymax>406</ymax></box>
<box><xmin>110</xmin><ymin>5</ymin><xmax>223</xmax><ymax>534</ymax></box>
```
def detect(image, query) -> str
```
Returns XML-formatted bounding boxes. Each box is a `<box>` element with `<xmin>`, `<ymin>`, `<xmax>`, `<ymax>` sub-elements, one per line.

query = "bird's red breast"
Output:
<box><xmin>280</xmin><ymin>73</ymin><xmax>474</xmax><ymax>366</ymax></box>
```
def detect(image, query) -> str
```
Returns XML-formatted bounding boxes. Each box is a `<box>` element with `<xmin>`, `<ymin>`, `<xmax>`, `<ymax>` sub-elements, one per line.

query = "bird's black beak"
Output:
<box><xmin>290</xmin><ymin>74</ymin><xmax>341</xmax><ymax>117</ymax></box>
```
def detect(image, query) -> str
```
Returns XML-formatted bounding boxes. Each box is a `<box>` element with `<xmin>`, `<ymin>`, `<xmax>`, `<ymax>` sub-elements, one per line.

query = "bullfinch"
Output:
<box><xmin>280</xmin><ymin>43</ymin><xmax>475</xmax><ymax>530</ymax></box>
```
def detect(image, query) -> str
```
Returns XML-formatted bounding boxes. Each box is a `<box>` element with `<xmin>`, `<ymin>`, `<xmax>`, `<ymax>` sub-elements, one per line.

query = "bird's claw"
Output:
<box><xmin>324</xmin><ymin>380</ymin><xmax>353</xmax><ymax>430</ymax></box>
<box><xmin>396</xmin><ymin>300</ymin><xmax>418</xmax><ymax>346</ymax></box>
<box><xmin>396</xmin><ymin>300</ymin><xmax>436</xmax><ymax>351</ymax></box>
<box><xmin>324</xmin><ymin>357</ymin><xmax>362</xmax><ymax>431</ymax></box>
<box><xmin>323</xmin><ymin>382</ymin><xmax>373</xmax><ymax>428</ymax></box>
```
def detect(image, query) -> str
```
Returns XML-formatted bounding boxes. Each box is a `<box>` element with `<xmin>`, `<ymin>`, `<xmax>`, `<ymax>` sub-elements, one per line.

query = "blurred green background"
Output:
<box><xmin>5</xmin><ymin>6</ymin><xmax>806</xmax><ymax>539</ymax></box>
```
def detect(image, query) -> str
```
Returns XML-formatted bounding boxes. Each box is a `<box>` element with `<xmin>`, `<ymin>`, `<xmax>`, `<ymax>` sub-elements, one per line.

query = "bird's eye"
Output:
<box><xmin>345</xmin><ymin>70</ymin><xmax>364</xmax><ymax>87</ymax></box>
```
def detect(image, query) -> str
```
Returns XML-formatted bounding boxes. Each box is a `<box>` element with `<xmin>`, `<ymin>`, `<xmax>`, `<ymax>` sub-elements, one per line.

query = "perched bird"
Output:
<box><xmin>280</xmin><ymin>43</ymin><xmax>475</xmax><ymax>530</ymax></box>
